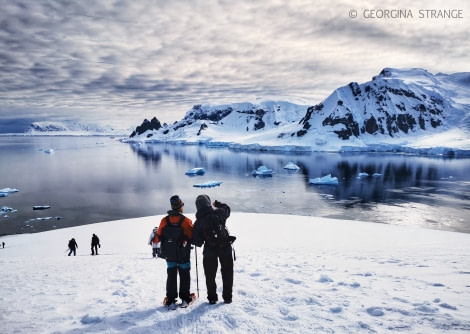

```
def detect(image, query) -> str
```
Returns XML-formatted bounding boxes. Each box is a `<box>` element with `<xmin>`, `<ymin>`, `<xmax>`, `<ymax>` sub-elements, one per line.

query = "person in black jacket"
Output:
<box><xmin>193</xmin><ymin>194</ymin><xmax>234</xmax><ymax>304</ymax></box>
<box><xmin>68</xmin><ymin>238</ymin><xmax>78</xmax><ymax>256</ymax></box>
<box><xmin>91</xmin><ymin>234</ymin><xmax>100</xmax><ymax>256</ymax></box>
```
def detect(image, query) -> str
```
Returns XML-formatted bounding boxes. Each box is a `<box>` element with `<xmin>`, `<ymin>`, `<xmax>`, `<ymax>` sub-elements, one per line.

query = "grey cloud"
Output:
<box><xmin>0</xmin><ymin>0</ymin><xmax>468</xmax><ymax>129</ymax></box>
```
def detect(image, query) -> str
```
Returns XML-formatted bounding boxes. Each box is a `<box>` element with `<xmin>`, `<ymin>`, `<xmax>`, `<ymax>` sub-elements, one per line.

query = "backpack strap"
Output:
<box><xmin>166</xmin><ymin>215</ymin><xmax>185</xmax><ymax>227</ymax></box>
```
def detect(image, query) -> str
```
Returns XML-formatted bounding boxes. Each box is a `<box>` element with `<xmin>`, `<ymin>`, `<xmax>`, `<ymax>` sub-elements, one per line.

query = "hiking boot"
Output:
<box><xmin>165</xmin><ymin>302</ymin><xmax>176</xmax><ymax>310</ymax></box>
<box><xmin>224</xmin><ymin>299</ymin><xmax>232</xmax><ymax>304</ymax></box>
<box><xmin>165</xmin><ymin>299</ymin><xmax>177</xmax><ymax>310</ymax></box>
<box><xmin>180</xmin><ymin>300</ymin><xmax>188</xmax><ymax>308</ymax></box>
<box><xmin>209</xmin><ymin>300</ymin><xmax>217</xmax><ymax>305</ymax></box>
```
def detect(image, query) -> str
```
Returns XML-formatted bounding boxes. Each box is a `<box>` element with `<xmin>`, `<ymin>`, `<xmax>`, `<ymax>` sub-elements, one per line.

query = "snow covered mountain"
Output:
<box><xmin>129</xmin><ymin>68</ymin><xmax>470</xmax><ymax>154</ymax></box>
<box><xmin>26</xmin><ymin>120</ymin><xmax>130</xmax><ymax>136</ymax></box>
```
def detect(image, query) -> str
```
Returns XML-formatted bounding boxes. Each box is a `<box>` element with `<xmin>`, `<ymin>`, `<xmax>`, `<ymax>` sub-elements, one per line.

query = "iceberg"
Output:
<box><xmin>283</xmin><ymin>161</ymin><xmax>300</xmax><ymax>170</ymax></box>
<box><xmin>358</xmin><ymin>172</ymin><xmax>369</xmax><ymax>177</ymax></box>
<box><xmin>252</xmin><ymin>165</ymin><xmax>274</xmax><ymax>176</ymax></box>
<box><xmin>2</xmin><ymin>206</ymin><xmax>18</xmax><ymax>215</ymax></box>
<box><xmin>309</xmin><ymin>174</ymin><xmax>339</xmax><ymax>185</ymax></box>
<box><xmin>185</xmin><ymin>167</ymin><xmax>205</xmax><ymax>175</ymax></box>
<box><xmin>33</xmin><ymin>206</ymin><xmax>51</xmax><ymax>210</ymax></box>
<box><xmin>193</xmin><ymin>181</ymin><xmax>223</xmax><ymax>188</ymax></box>
<box><xmin>44</xmin><ymin>149</ymin><xmax>55</xmax><ymax>154</ymax></box>
<box><xmin>0</xmin><ymin>188</ymin><xmax>19</xmax><ymax>194</ymax></box>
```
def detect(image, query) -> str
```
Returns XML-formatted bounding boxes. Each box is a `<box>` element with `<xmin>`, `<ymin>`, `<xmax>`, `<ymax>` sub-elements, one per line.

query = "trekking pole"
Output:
<box><xmin>195</xmin><ymin>246</ymin><xmax>200</xmax><ymax>298</ymax></box>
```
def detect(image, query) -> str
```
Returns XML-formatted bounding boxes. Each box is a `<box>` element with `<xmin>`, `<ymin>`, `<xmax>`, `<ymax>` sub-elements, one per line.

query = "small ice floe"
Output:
<box><xmin>185</xmin><ymin>167</ymin><xmax>205</xmax><ymax>175</ymax></box>
<box><xmin>193</xmin><ymin>181</ymin><xmax>223</xmax><ymax>188</ymax></box>
<box><xmin>358</xmin><ymin>172</ymin><xmax>369</xmax><ymax>178</ymax></box>
<box><xmin>44</xmin><ymin>149</ymin><xmax>55</xmax><ymax>154</ymax></box>
<box><xmin>252</xmin><ymin>165</ymin><xmax>274</xmax><ymax>176</ymax></box>
<box><xmin>309</xmin><ymin>174</ymin><xmax>338</xmax><ymax>185</ymax></box>
<box><xmin>440</xmin><ymin>176</ymin><xmax>454</xmax><ymax>180</ymax></box>
<box><xmin>25</xmin><ymin>217</ymin><xmax>54</xmax><ymax>224</ymax></box>
<box><xmin>0</xmin><ymin>188</ymin><xmax>19</xmax><ymax>193</ymax></box>
<box><xmin>33</xmin><ymin>205</ymin><xmax>51</xmax><ymax>210</ymax></box>
<box><xmin>283</xmin><ymin>161</ymin><xmax>300</xmax><ymax>170</ymax></box>
<box><xmin>0</xmin><ymin>188</ymin><xmax>19</xmax><ymax>196</ymax></box>
<box><xmin>372</xmin><ymin>173</ymin><xmax>382</xmax><ymax>177</ymax></box>
<box><xmin>2</xmin><ymin>206</ymin><xmax>18</xmax><ymax>214</ymax></box>
<box><xmin>2</xmin><ymin>205</ymin><xmax>18</xmax><ymax>218</ymax></box>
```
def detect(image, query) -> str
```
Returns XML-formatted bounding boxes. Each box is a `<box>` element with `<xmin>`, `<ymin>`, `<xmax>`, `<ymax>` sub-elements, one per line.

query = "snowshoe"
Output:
<box><xmin>179</xmin><ymin>293</ymin><xmax>197</xmax><ymax>308</ymax></box>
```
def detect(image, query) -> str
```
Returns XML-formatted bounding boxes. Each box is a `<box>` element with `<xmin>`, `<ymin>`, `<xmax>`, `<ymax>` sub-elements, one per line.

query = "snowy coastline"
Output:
<box><xmin>1</xmin><ymin>213</ymin><xmax>469</xmax><ymax>333</ymax></box>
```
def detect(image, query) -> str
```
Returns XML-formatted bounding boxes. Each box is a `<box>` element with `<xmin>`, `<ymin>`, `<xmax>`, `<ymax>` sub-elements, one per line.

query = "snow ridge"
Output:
<box><xmin>128</xmin><ymin>68</ymin><xmax>470</xmax><ymax>155</ymax></box>
<box><xmin>26</xmin><ymin>120</ymin><xmax>131</xmax><ymax>136</ymax></box>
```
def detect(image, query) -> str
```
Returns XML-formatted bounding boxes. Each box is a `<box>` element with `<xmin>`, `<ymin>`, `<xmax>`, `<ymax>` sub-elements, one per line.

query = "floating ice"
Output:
<box><xmin>0</xmin><ymin>188</ymin><xmax>19</xmax><ymax>194</ymax></box>
<box><xmin>373</xmin><ymin>173</ymin><xmax>382</xmax><ymax>177</ymax></box>
<box><xmin>2</xmin><ymin>205</ymin><xmax>18</xmax><ymax>218</ymax></box>
<box><xmin>2</xmin><ymin>206</ymin><xmax>17</xmax><ymax>214</ymax></box>
<box><xmin>44</xmin><ymin>149</ymin><xmax>55</xmax><ymax>154</ymax></box>
<box><xmin>309</xmin><ymin>174</ymin><xmax>338</xmax><ymax>185</ymax></box>
<box><xmin>252</xmin><ymin>165</ymin><xmax>274</xmax><ymax>176</ymax></box>
<box><xmin>25</xmin><ymin>217</ymin><xmax>54</xmax><ymax>224</ymax></box>
<box><xmin>193</xmin><ymin>181</ymin><xmax>223</xmax><ymax>188</ymax></box>
<box><xmin>283</xmin><ymin>161</ymin><xmax>300</xmax><ymax>170</ymax></box>
<box><xmin>33</xmin><ymin>206</ymin><xmax>51</xmax><ymax>210</ymax></box>
<box><xmin>185</xmin><ymin>167</ymin><xmax>205</xmax><ymax>175</ymax></box>
<box><xmin>358</xmin><ymin>172</ymin><xmax>369</xmax><ymax>177</ymax></box>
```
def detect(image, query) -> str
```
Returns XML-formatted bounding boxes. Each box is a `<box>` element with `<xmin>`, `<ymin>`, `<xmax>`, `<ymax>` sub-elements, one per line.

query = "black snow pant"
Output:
<box><xmin>91</xmin><ymin>244</ymin><xmax>98</xmax><ymax>255</ymax></box>
<box><xmin>203</xmin><ymin>246</ymin><xmax>233</xmax><ymax>302</ymax></box>
<box><xmin>166</xmin><ymin>261</ymin><xmax>191</xmax><ymax>303</ymax></box>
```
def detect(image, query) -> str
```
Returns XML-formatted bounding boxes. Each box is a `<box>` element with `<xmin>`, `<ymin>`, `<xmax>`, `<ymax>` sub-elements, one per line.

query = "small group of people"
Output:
<box><xmin>152</xmin><ymin>194</ymin><xmax>234</xmax><ymax>310</ymax></box>
<box><xmin>67</xmin><ymin>234</ymin><xmax>100</xmax><ymax>256</ymax></box>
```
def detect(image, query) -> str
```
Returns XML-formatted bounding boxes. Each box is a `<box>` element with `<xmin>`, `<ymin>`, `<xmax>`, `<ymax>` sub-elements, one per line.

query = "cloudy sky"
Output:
<box><xmin>1</xmin><ymin>0</ymin><xmax>469</xmax><ymax>132</ymax></box>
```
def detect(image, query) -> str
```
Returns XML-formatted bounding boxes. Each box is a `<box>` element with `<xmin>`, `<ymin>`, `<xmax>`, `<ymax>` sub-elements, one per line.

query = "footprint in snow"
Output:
<box><xmin>366</xmin><ymin>307</ymin><xmax>384</xmax><ymax>316</ymax></box>
<box><xmin>439</xmin><ymin>303</ymin><xmax>457</xmax><ymax>310</ymax></box>
<box><xmin>285</xmin><ymin>277</ymin><xmax>302</xmax><ymax>284</ymax></box>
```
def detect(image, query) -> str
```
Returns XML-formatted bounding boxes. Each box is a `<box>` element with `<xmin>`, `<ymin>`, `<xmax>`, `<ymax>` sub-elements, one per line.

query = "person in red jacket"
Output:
<box><xmin>156</xmin><ymin>195</ymin><xmax>194</xmax><ymax>310</ymax></box>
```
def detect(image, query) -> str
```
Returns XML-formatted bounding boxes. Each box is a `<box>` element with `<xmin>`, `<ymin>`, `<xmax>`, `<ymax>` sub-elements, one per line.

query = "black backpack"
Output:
<box><xmin>202</xmin><ymin>213</ymin><xmax>231</xmax><ymax>248</ymax></box>
<box><xmin>160</xmin><ymin>215</ymin><xmax>186</xmax><ymax>262</ymax></box>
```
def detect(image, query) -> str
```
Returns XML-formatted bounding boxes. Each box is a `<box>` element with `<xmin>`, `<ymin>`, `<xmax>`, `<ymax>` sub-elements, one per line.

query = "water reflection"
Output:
<box><xmin>132</xmin><ymin>143</ymin><xmax>470</xmax><ymax>233</ymax></box>
<box><xmin>2</xmin><ymin>136</ymin><xmax>468</xmax><ymax>235</ymax></box>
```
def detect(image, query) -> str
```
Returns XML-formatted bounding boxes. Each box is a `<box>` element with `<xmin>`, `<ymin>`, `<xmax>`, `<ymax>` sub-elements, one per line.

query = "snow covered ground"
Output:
<box><xmin>1</xmin><ymin>213</ymin><xmax>469</xmax><ymax>333</ymax></box>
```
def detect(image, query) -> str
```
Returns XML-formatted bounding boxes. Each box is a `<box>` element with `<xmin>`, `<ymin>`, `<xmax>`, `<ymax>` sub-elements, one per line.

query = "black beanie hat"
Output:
<box><xmin>170</xmin><ymin>195</ymin><xmax>184</xmax><ymax>210</ymax></box>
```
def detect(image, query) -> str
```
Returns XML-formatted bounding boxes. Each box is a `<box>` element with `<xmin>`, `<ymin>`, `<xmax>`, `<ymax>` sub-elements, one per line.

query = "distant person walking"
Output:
<box><xmin>2</xmin><ymin>241</ymin><xmax>4</xmax><ymax>248</ymax></box>
<box><xmin>68</xmin><ymin>238</ymin><xmax>78</xmax><ymax>256</ymax></box>
<box><xmin>148</xmin><ymin>227</ymin><xmax>161</xmax><ymax>258</ymax></box>
<box><xmin>91</xmin><ymin>234</ymin><xmax>100</xmax><ymax>255</ymax></box>
<box><xmin>193</xmin><ymin>195</ymin><xmax>235</xmax><ymax>304</ymax></box>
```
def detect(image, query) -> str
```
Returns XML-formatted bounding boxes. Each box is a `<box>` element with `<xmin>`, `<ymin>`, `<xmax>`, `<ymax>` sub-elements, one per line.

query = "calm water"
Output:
<box><xmin>1</xmin><ymin>136</ymin><xmax>469</xmax><ymax>235</ymax></box>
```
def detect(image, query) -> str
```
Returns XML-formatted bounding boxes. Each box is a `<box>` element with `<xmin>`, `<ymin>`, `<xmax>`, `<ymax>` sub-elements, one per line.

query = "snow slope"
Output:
<box><xmin>1</xmin><ymin>213</ymin><xmax>469</xmax><ymax>333</ymax></box>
